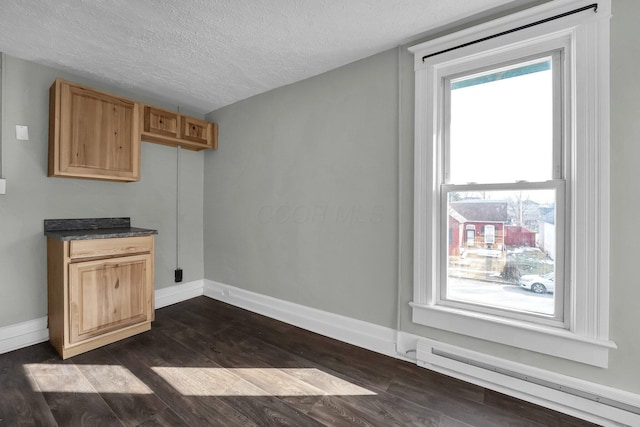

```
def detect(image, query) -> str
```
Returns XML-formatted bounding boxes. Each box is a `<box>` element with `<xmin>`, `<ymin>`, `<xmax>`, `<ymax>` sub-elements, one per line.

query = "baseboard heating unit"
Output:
<box><xmin>416</xmin><ymin>339</ymin><xmax>640</xmax><ymax>427</ymax></box>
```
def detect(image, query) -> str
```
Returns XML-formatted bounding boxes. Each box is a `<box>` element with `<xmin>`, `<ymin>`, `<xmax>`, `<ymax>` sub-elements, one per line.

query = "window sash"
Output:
<box><xmin>438</xmin><ymin>181</ymin><xmax>567</xmax><ymax>326</ymax></box>
<box><xmin>442</xmin><ymin>50</ymin><xmax>564</xmax><ymax>185</ymax></box>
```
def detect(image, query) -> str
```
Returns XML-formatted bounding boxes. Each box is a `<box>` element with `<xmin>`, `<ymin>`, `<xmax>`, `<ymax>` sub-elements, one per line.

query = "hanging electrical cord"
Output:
<box><xmin>175</xmin><ymin>106</ymin><xmax>183</xmax><ymax>282</ymax></box>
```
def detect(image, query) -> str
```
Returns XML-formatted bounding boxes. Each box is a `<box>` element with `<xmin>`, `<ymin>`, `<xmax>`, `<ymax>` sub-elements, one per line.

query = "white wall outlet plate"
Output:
<box><xmin>0</xmin><ymin>179</ymin><xmax>6</xmax><ymax>195</ymax></box>
<box><xmin>16</xmin><ymin>125</ymin><xmax>29</xmax><ymax>141</ymax></box>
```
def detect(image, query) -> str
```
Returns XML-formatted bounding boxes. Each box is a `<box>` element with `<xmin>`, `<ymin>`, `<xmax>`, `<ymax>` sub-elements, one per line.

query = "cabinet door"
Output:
<box><xmin>143</xmin><ymin>105</ymin><xmax>179</xmax><ymax>138</ymax></box>
<box><xmin>68</xmin><ymin>254</ymin><xmax>153</xmax><ymax>344</ymax></box>
<box><xmin>49</xmin><ymin>79</ymin><xmax>140</xmax><ymax>182</ymax></box>
<box><xmin>181</xmin><ymin>116</ymin><xmax>212</xmax><ymax>146</ymax></box>
<box><xmin>139</xmin><ymin>102</ymin><xmax>217</xmax><ymax>151</ymax></box>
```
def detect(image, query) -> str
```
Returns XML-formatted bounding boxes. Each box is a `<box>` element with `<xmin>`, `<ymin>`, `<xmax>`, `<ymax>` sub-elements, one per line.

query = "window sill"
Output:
<box><xmin>410</xmin><ymin>302</ymin><xmax>616</xmax><ymax>367</ymax></box>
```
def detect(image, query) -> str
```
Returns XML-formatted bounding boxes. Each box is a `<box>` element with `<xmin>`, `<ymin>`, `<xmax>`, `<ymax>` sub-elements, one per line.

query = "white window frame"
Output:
<box><xmin>409</xmin><ymin>0</ymin><xmax>615</xmax><ymax>367</ymax></box>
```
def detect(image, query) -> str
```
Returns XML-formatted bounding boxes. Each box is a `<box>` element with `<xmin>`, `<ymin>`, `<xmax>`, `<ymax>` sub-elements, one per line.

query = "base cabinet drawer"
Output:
<box><xmin>69</xmin><ymin>236</ymin><xmax>154</xmax><ymax>260</ymax></box>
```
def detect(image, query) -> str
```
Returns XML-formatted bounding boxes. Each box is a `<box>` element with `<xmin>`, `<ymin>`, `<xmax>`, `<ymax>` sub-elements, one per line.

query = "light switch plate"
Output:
<box><xmin>0</xmin><ymin>179</ymin><xmax>6</xmax><ymax>195</ymax></box>
<box><xmin>16</xmin><ymin>125</ymin><xmax>29</xmax><ymax>141</ymax></box>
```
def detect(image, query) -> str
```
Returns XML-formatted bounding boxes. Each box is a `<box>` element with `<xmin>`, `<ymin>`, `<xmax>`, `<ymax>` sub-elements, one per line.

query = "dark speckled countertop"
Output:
<box><xmin>44</xmin><ymin>217</ymin><xmax>158</xmax><ymax>241</ymax></box>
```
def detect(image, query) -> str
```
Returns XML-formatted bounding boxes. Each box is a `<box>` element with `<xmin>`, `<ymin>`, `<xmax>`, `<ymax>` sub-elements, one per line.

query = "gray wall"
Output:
<box><xmin>0</xmin><ymin>54</ymin><xmax>204</xmax><ymax>327</ymax></box>
<box><xmin>204</xmin><ymin>49</ymin><xmax>399</xmax><ymax>327</ymax></box>
<box><xmin>204</xmin><ymin>0</ymin><xmax>640</xmax><ymax>394</ymax></box>
<box><xmin>1</xmin><ymin>0</ymin><xmax>637</xmax><ymax>398</ymax></box>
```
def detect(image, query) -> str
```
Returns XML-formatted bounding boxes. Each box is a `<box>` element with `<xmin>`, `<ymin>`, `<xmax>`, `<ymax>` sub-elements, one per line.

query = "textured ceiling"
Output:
<box><xmin>0</xmin><ymin>0</ymin><xmax>539</xmax><ymax>114</ymax></box>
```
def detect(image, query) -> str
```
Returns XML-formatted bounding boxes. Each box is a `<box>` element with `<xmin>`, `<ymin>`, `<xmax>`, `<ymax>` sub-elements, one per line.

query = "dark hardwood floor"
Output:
<box><xmin>0</xmin><ymin>296</ymin><xmax>598</xmax><ymax>426</ymax></box>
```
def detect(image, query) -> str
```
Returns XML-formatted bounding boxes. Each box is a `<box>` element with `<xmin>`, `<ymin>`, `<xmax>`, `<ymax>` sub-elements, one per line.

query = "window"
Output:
<box><xmin>409</xmin><ymin>0</ymin><xmax>615</xmax><ymax>367</ymax></box>
<box><xmin>483</xmin><ymin>225</ymin><xmax>495</xmax><ymax>245</ymax></box>
<box><xmin>441</xmin><ymin>50</ymin><xmax>566</xmax><ymax>327</ymax></box>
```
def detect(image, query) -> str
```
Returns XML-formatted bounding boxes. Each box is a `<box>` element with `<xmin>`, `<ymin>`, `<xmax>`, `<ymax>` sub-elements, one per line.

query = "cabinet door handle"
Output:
<box><xmin>115</xmin><ymin>278</ymin><xmax>120</xmax><ymax>289</ymax></box>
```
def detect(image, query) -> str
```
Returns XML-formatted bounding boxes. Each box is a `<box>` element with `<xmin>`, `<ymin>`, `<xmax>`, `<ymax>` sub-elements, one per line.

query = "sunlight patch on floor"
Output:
<box><xmin>25</xmin><ymin>363</ymin><xmax>153</xmax><ymax>394</ymax></box>
<box><xmin>24</xmin><ymin>363</ymin><xmax>376</xmax><ymax>397</ymax></box>
<box><xmin>151</xmin><ymin>367</ymin><xmax>377</xmax><ymax>397</ymax></box>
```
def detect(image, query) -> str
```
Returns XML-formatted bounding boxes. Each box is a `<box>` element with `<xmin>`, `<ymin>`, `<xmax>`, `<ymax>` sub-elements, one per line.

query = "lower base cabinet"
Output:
<box><xmin>47</xmin><ymin>235</ymin><xmax>155</xmax><ymax>359</ymax></box>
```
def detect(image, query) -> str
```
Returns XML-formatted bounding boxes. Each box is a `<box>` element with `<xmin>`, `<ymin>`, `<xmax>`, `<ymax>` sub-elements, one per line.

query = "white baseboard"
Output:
<box><xmin>0</xmin><ymin>280</ymin><xmax>204</xmax><ymax>356</ymax></box>
<box><xmin>155</xmin><ymin>279</ymin><xmax>204</xmax><ymax>309</ymax></box>
<box><xmin>0</xmin><ymin>317</ymin><xmax>49</xmax><ymax>355</ymax></box>
<box><xmin>203</xmin><ymin>279</ymin><xmax>400</xmax><ymax>359</ymax></box>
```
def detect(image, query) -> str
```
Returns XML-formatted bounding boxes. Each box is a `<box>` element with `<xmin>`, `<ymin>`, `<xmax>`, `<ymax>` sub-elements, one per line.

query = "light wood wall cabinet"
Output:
<box><xmin>141</xmin><ymin>104</ymin><xmax>218</xmax><ymax>151</ymax></box>
<box><xmin>47</xmin><ymin>236</ymin><xmax>155</xmax><ymax>359</ymax></box>
<box><xmin>49</xmin><ymin>79</ymin><xmax>141</xmax><ymax>182</ymax></box>
<box><xmin>49</xmin><ymin>78</ymin><xmax>218</xmax><ymax>182</ymax></box>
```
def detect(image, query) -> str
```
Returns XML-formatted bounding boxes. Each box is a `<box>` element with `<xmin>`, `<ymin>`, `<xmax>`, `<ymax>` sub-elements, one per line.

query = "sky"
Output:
<box><xmin>448</xmin><ymin>59</ymin><xmax>553</xmax><ymax>186</ymax></box>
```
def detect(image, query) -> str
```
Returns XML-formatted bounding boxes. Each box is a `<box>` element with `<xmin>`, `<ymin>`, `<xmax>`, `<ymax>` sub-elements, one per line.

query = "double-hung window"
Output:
<box><xmin>443</xmin><ymin>51</ymin><xmax>566</xmax><ymax>326</ymax></box>
<box><xmin>410</xmin><ymin>0</ymin><xmax>615</xmax><ymax>367</ymax></box>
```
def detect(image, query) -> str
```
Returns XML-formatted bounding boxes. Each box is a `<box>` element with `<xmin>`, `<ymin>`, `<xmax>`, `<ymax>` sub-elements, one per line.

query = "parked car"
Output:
<box><xmin>519</xmin><ymin>272</ymin><xmax>554</xmax><ymax>294</ymax></box>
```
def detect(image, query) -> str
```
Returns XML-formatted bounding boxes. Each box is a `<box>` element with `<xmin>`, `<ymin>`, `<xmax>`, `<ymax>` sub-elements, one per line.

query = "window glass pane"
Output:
<box><xmin>448</xmin><ymin>57</ymin><xmax>554</xmax><ymax>184</ymax></box>
<box><xmin>446</xmin><ymin>189</ymin><xmax>556</xmax><ymax>317</ymax></box>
